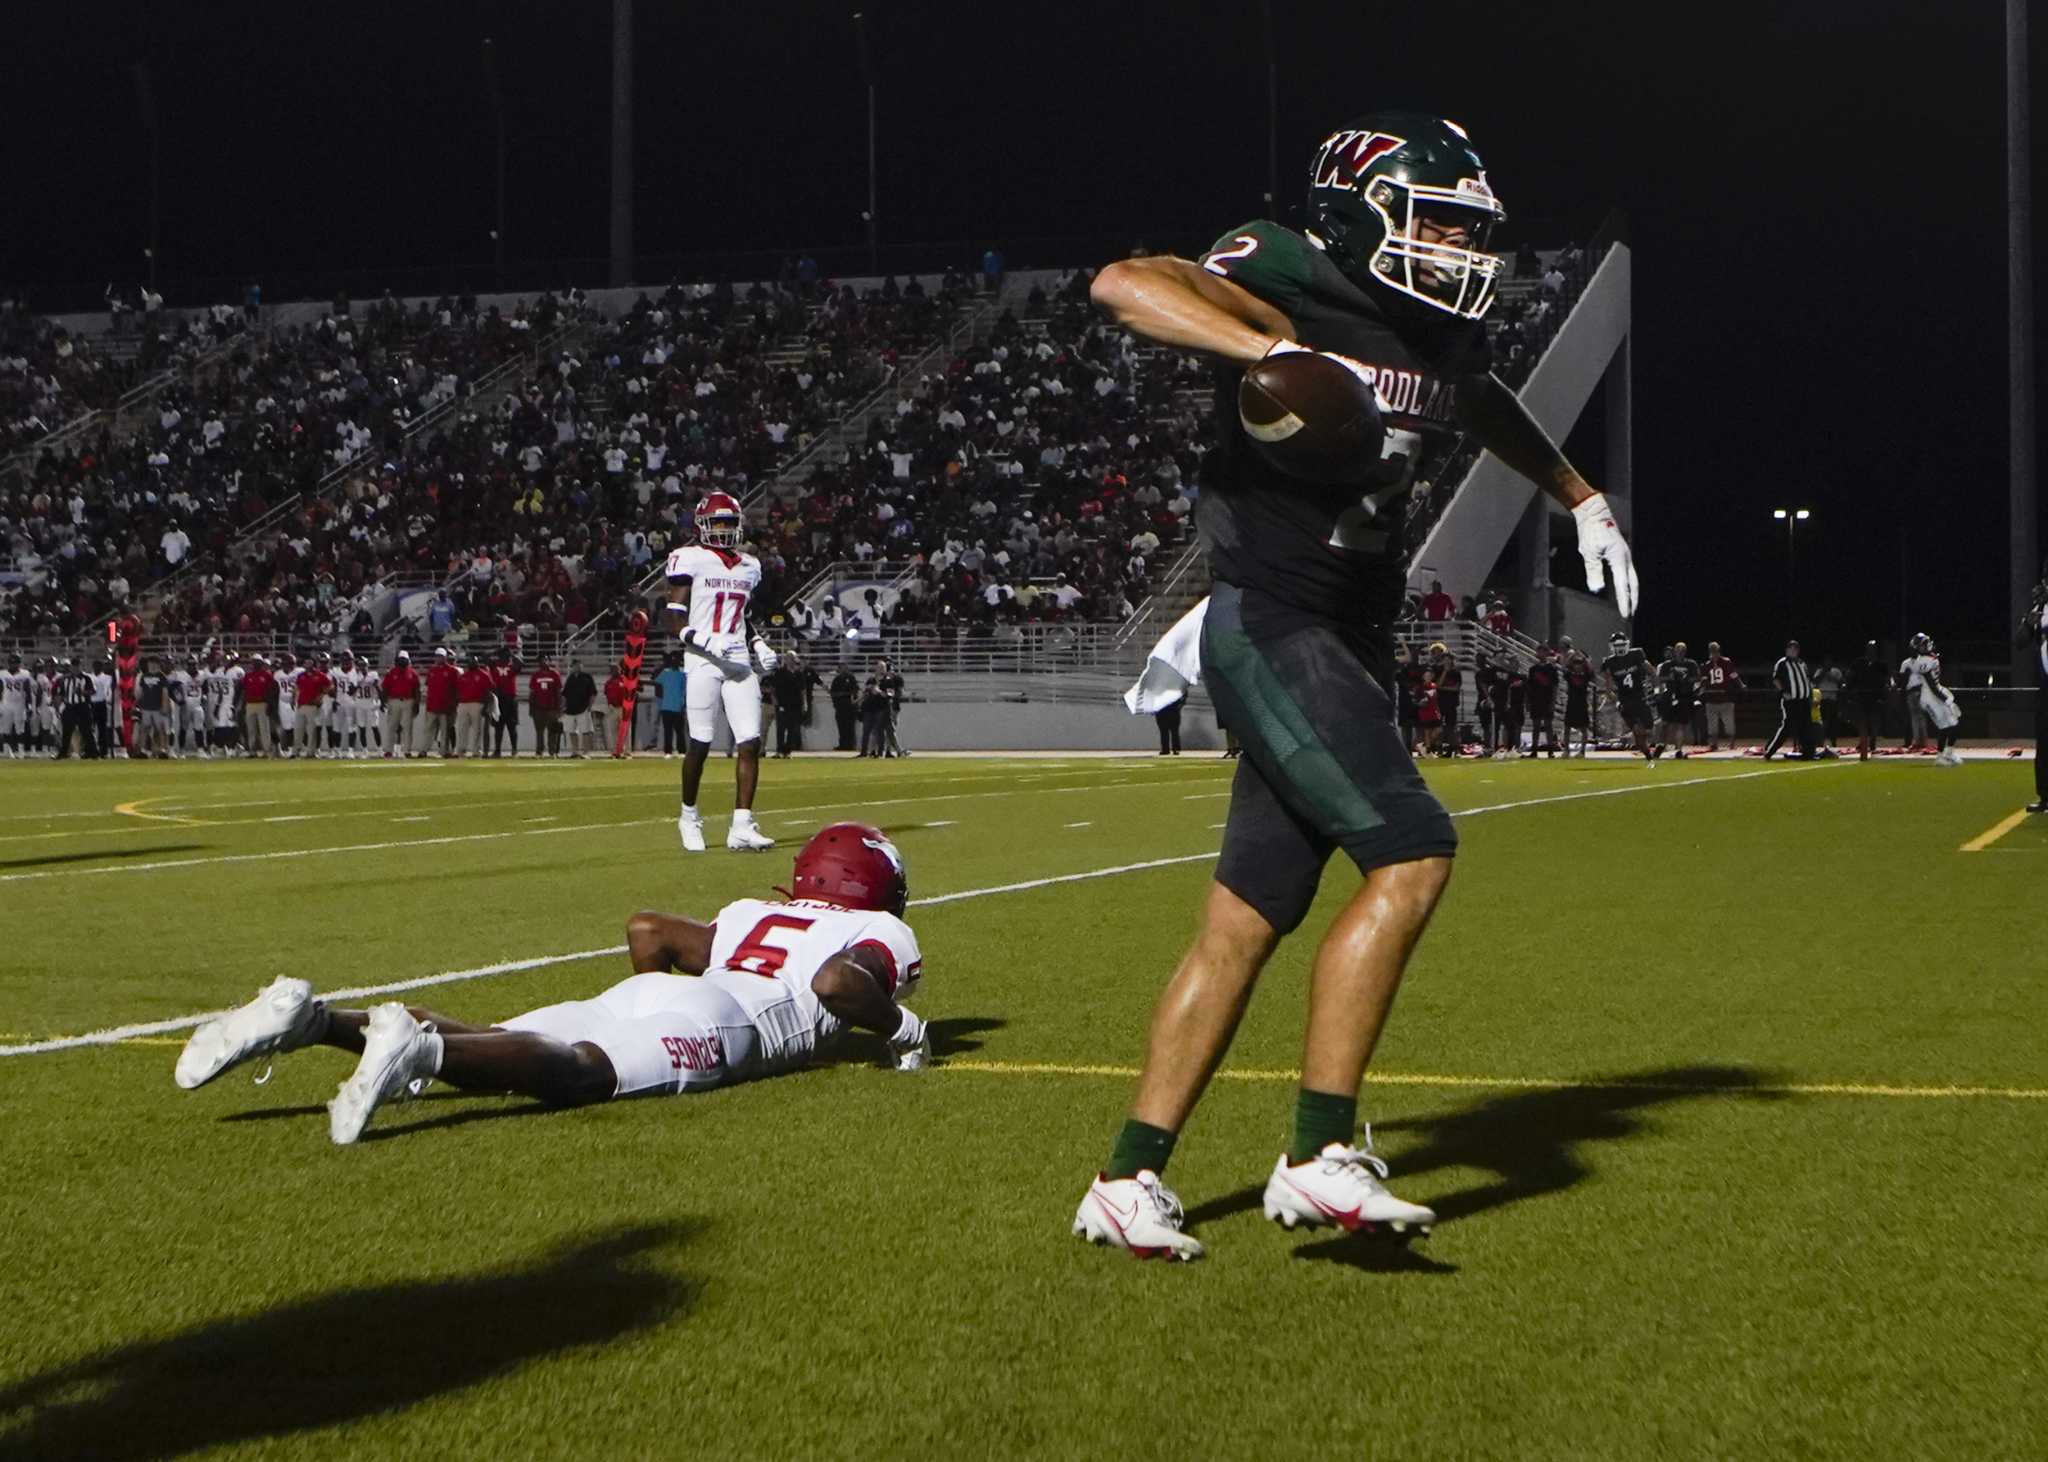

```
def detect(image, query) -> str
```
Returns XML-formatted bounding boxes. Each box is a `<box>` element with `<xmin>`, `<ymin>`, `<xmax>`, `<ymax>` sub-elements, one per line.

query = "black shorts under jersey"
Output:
<box><xmin>1202</xmin><ymin>583</ymin><xmax>1457</xmax><ymax>936</ymax></box>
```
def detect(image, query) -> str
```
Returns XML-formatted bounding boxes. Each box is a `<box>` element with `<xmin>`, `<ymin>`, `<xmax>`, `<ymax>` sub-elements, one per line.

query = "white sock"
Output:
<box><xmin>734</xmin><ymin>808</ymin><xmax>755</xmax><ymax>827</ymax></box>
<box><xmin>681</xmin><ymin>804</ymin><xmax>700</xmax><ymax>821</ymax></box>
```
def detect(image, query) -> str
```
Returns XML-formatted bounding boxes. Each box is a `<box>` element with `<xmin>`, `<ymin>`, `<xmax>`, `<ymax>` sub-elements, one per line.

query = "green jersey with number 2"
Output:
<box><xmin>1197</xmin><ymin>219</ymin><xmax>1490</xmax><ymax>624</ymax></box>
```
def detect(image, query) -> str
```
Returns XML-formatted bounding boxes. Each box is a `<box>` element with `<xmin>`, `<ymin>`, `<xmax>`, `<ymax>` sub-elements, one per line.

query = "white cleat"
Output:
<box><xmin>1262</xmin><ymin>1130</ymin><xmax>1436</xmax><ymax>1239</ymax></box>
<box><xmin>1073</xmin><ymin>1170</ymin><xmax>1205</xmax><ymax>1261</ymax></box>
<box><xmin>329</xmin><ymin>1002</ymin><xmax>444</xmax><ymax>1146</ymax></box>
<box><xmin>175</xmin><ymin>976</ymin><xmax>324</xmax><ymax>1090</ymax></box>
<box><xmin>678</xmin><ymin>810</ymin><xmax>707</xmax><ymax>853</ymax></box>
<box><xmin>726</xmin><ymin>819</ymin><xmax>775</xmax><ymax>852</ymax></box>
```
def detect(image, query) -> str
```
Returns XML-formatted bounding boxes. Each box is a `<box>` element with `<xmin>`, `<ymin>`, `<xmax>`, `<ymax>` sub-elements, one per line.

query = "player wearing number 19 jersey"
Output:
<box><xmin>173</xmin><ymin>824</ymin><xmax>929</xmax><ymax>1145</ymax></box>
<box><xmin>664</xmin><ymin>491</ymin><xmax>780</xmax><ymax>853</ymax></box>
<box><xmin>1074</xmin><ymin>112</ymin><xmax>1640</xmax><ymax>1260</ymax></box>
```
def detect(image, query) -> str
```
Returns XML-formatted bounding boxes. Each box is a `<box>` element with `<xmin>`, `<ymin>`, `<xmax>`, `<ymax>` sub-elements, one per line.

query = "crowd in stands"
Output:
<box><xmin>756</xmin><ymin>270</ymin><xmax>1209</xmax><ymax>635</ymax></box>
<box><xmin>1</xmin><ymin>289</ymin><xmax>581</xmax><ymax>643</ymax></box>
<box><xmin>1</xmin><ymin>295</ymin><xmax>249</xmax><ymax>455</ymax></box>
<box><xmin>4</xmin><ymin>239</ymin><xmax>1602</xmax><ymax>660</ymax></box>
<box><xmin>1</xmin><ymin>273</ymin><xmax>980</xmax><ymax>656</ymax></box>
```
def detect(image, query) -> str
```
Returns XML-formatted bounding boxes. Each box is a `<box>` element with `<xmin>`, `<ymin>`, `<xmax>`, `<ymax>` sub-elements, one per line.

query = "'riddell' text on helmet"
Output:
<box><xmin>1306</xmin><ymin>112</ymin><xmax>1506</xmax><ymax>321</ymax></box>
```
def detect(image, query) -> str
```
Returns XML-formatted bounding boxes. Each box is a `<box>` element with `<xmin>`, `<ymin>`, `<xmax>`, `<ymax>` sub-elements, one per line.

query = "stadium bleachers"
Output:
<box><xmin>2</xmin><ymin>243</ymin><xmax>1599</xmax><ymax>664</ymax></box>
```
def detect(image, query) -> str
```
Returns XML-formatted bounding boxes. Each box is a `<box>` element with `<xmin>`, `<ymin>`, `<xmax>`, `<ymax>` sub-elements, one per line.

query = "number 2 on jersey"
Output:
<box><xmin>730</xmin><ymin>914</ymin><xmax>816</xmax><ymax>977</ymax></box>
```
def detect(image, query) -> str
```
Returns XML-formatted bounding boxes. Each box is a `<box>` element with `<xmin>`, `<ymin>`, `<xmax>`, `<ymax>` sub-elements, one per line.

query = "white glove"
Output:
<box><xmin>678</xmin><ymin>626</ymin><xmax>700</xmax><ymax>651</ymax></box>
<box><xmin>1572</xmin><ymin>493</ymin><xmax>1640</xmax><ymax>618</ymax></box>
<box><xmin>887</xmin><ymin>1008</ymin><xmax>928</xmax><ymax>1073</ymax></box>
<box><xmin>751</xmin><ymin>637</ymin><xmax>780</xmax><ymax>672</ymax></box>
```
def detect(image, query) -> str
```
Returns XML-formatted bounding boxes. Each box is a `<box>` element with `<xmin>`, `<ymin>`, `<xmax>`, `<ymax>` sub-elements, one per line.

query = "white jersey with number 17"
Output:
<box><xmin>699</xmin><ymin>897</ymin><xmax>923</xmax><ymax>1075</ymax></box>
<box><xmin>665</xmin><ymin>543</ymin><xmax>762</xmax><ymax>658</ymax></box>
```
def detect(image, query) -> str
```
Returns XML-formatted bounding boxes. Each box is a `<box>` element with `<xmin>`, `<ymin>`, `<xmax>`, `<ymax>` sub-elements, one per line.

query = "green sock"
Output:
<box><xmin>1289</xmin><ymin>1088</ymin><xmax>1357</xmax><ymax>1165</ymax></box>
<box><xmin>1105</xmin><ymin>1119</ymin><xmax>1177</xmax><ymax>1180</ymax></box>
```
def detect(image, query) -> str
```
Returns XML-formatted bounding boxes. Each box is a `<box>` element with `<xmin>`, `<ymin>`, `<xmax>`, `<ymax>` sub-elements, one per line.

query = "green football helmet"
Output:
<box><xmin>1306</xmin><ymin>112</ymin><xmax>1506</xmax><ymax>320</ymax></box>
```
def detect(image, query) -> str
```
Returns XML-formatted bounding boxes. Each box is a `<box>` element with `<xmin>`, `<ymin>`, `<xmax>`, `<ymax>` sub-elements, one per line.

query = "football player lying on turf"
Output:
<box><xmin>173</xmin><ymin>823</ymin><xmax>928</xmax><ymax>1145</ymax></box>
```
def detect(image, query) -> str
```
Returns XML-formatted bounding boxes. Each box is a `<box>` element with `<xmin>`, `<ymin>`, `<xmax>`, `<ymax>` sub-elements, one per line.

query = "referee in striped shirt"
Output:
<box><xmin>1763</xmin><ymin>639</ymin><xmax>1816</xmax><ymax>760</ymax></box>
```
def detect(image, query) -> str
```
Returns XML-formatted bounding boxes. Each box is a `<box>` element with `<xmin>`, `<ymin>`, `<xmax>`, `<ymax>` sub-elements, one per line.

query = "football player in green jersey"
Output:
<box><xmin>1074</xmin><ymin>113</ymin><xmax>1639</xmax><ymax>1260</ymax></box>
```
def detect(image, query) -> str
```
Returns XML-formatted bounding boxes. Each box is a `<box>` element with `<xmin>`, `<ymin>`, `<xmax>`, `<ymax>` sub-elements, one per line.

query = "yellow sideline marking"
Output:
<box><xmin>64</xmin><ymin>1050</ymin><xmax>2048</xmax><ymax>1099</ymax></box>
<box><xmin>1960</xmin><ymin>809</ymin><xmax>2030</xmax><ymax>852</ymax></box>
<box><xmin>111</xmin><ymin>797</ymin><xmax>216</xmax><ymax>828</ymax></box>
<box><xmin>939</xmin><ymin>1060</ymin><xmax>2048</xmax><ymax>1102</ymax></box>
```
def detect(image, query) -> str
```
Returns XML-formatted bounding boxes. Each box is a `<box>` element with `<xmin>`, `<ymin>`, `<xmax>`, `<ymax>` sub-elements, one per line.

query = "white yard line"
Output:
<box><xmin>0</xmin><ymin>763</ymin><xmax>1821</xmax><ymax>1058</ymax></box>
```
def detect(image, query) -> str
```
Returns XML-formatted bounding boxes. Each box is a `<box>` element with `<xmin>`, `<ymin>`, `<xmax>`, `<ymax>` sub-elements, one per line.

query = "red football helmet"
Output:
<box><xmin>783</xmin><ymin>822</ymin><xmax>908</xmax><ymax>917</ymax></box>
<box><xmin>694</xmin><ymin>491</ymin><xmax>744</xmax><ymax>548</ymax></box>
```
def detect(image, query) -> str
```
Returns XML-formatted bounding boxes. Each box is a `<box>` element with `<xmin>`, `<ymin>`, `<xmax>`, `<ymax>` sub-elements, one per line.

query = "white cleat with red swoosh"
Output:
<box><xmin>1073</xmin><ymin>1170</ymin><xmax>1205</xmax><ymax>1261</ymax></box>
<box><xmin>1262</xmin><ymin>1129</ymin><xmax>1435</xmax><ymax>1239</ymax></box>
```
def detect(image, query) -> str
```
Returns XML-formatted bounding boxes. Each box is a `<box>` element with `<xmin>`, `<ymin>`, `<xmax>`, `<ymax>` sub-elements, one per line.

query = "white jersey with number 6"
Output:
<box><xmin>700</xmin><ymin>897</ymin><xmax>923</xmax><ymax>1074</ymax></box>
<box><xmin>665</xmin><ymin>543</ymin><xmax>762</xmax><ymax>658</ymax></box>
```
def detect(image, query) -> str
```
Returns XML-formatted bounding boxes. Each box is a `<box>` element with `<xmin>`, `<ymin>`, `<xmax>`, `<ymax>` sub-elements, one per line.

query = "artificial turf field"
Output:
<box><xmin>0</xmin><ymin>750</ymin><xmax>2043</xmax><ymax>1460</ymax></box>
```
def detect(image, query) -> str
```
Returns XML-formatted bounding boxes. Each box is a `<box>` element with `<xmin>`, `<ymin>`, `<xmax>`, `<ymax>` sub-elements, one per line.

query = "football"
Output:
<box><xmin>1237</xmin><ymin>349</ymin><xmax>1386</xmax><ymax>484</ymax></box>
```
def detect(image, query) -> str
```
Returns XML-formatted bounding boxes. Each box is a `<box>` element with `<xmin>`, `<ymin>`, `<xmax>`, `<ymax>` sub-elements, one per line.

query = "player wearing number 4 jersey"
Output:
<box><xmin>664</xmin><ymin>491</ymin><xmax>781</xmax><ymax>852</ymax></box>
<box><xmin>1075</xmin><ymin>112</ymin><xmax>1640</xmax><ymax>1260</ymax></box>
<box><xmin>173</xmin><ymin>824</ymin><xmax>928</xmax><ymax>1145</ymax></box>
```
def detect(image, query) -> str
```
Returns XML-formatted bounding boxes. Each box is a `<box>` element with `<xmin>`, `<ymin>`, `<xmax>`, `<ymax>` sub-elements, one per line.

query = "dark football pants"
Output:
<box><xmin>1155</xmin><ymin>700</ymin><xmax>1182</xmax><ymax>754</ymax></box>
<box><xmin>2036</xmin><ymin>661</ymin><xmax>2047</xmax><ymax>801</ymax></box>
<box><xmin>1200</xmin><ymin>583</ymin><xmax>1457</xmax><ymax>936</ymax></box>
<box><xmin>1764</xmin><ymin>698</ymin><xmax>1815</xmax><ymax>759</ymax></box>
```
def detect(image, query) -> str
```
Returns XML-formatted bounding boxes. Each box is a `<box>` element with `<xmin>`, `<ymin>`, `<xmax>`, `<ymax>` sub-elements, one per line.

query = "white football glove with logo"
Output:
<box><xmin>751</xmin><ymin>636</ymin><xmax>780</xmax><ymax>673</ymax></box>
<box><xmin>1572</xmin><ymin>493</ymin><xmax>1640</xmax><ymax>618</ymax></box>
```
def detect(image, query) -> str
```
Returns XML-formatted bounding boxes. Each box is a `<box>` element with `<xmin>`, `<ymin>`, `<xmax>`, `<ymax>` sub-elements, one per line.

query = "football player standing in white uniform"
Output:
<box><xmin>201</xmin><ymin>651</ymin><xmax>237</xmax><ymax>757</ymax></box>
<box><xmin>354</xmin><ymin>656</ymin><xmax>384</xmax><ymax>757</ymax></box>
<box><xmin>0</xmin><ymin>654</ymin><xmax>31</xmax><ymax>758</ymax></box>
<box><xmin>275</xmin><ymin>652</ymin><xmax>300</xmax><ymax>756</ymax></box>
<box><xmin>165</xmin><ymin>657</ymin><xmax>196</xmax><ymax>758</ymax></box>
<box><xmin>1902</xmin><ymin>633</ymin><xmax>1962</xmax><ymax>766</ymax></box>
<box><xmin>663</xmin><ymin>491</ymin><xmax>780</xmax><ymax>853</ymax></box>
<box><xmin>174</xmin><ymin>823</ymin><xmax>930</xmax><ymax>1145</ymax></box>
<box><xmin>37</xmin><ymin>660</ymin><xmax>62</xmax><ymax>756</ymax></box>
<box><xmin>333</xmin><ymin>652</ymin><xmax>363</xmax><ymax>757</ymax></box>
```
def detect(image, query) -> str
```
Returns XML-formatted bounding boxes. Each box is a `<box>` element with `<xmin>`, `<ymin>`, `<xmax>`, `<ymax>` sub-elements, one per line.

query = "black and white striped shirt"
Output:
<box><xmin>1773</xmin><ymin>656</ymin><xmax>1813</xmax><ymax>701</ymax></box>
<box><xmin>61</xmin><ymin>671</ymin><xmax>93</xmax><ymax>707</ymax></box>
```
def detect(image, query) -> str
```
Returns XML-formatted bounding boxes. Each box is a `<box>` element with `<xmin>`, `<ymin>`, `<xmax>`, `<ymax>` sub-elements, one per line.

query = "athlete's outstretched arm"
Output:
<box><xmin>1455</xmin><ymin>372</ymin><xmax>1594</xmax><ymax>509</ymax></box>
<box><xmin>1459</xmin><ymin>372</ymin><xmax>1639</xmax><ymax>616</ymax></box>
<box><xmin>625</xmin><ymin>911</ymin><xmax>716</xmax><ymax>974</ymax></box>
<box><xmin>1090</xmin><ymin>257</ymin><xmax>1293</xmax><ymax>363</ymax></box>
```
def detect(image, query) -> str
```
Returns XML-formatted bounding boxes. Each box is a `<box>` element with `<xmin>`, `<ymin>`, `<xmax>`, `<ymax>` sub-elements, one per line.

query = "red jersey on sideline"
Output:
<box><xmin>383</xmin><ymin>664</ymin><xmax>420</xmax><ymax>703</ymax></box>
<box><xmin>242</xmin><ymin>667</ymin><xmax>274</xmax><ymax>705</ymax></box>
<box><xmin>1701</xmin><ymin>655</ymin><xmax>1742</xmax><ymax>701</ymax></box>
<box><xmin>295</xmin><ymin>669</ymin><xmax>330</xmax><ymax>707</ymax></box>
<box><xmin>604</xmin><ymin>674</ymin><xmax>632</xmax><ymax>709</ymax></box>
<box><xmin>457</xmin><ymin>667</ymin><xmax>493</xmax><ymax>704</ymax></box>
<box><xmin>529</xmin><ymin>667</ymin><xmax>563</xmax><ymax>712</ymax></box>
<box><xmin>489</xmin><ymin>664</ymin><xmax>517</xmax><ymax>697</ymax></box>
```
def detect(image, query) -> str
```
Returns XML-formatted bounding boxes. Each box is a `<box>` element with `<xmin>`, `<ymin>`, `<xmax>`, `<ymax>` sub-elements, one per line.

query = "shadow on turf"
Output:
<box><xmin>0</xmin><ymin>844</ymin><xmax>207</xmax><ymax>872</ymax></box>
<box><xmin>0</xmin><ymin>1222</ymin><xmax>698</xmax><ymax>1461</ymax></box>
<box><xmin>1184</xmin><ymin>1065</ymin><xmax>1776</xmax><ymax>1272</ymax></box>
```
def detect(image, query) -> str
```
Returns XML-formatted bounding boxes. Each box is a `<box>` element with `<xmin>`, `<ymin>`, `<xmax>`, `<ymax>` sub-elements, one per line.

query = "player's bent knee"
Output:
<box><xmin>545</xmin><ymin>1042</ymin><xmax>617</xmax><ymax>1107</ymax></box>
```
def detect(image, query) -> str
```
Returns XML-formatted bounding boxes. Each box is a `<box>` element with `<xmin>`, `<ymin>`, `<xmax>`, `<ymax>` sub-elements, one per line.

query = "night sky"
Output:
<box><xmin>8</xmin><ymin>0</ymin><xmax>2041</xmax><ymax>667</ymax></box>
